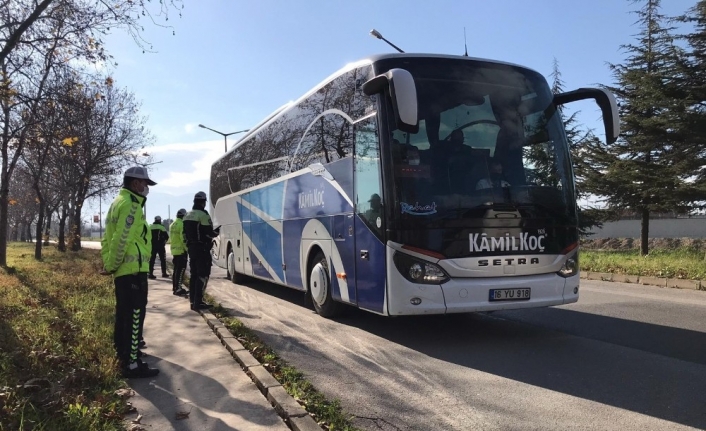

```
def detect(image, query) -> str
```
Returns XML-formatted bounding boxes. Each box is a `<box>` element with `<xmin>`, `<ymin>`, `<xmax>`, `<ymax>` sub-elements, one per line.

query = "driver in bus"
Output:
<box><xmin>364</xmin><ymin>193</ymin><xmax>383</xmax><ymax>232</ymax></box>
<box><xmin>476</xmin><ymin>158</ymin><xmax>511</xmax><ymax>189</ymax></box>
<box><xmin>448</xmin><ymin>129</ymin><xmax>464</xmax><ymax>149</ymax></box>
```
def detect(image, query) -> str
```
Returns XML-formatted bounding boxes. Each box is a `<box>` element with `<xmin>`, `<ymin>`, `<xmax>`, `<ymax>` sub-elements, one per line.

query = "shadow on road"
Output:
<box><xmin>228</xmin><ymin>274</ymin><xmax>706</xmax><ymax>430</ymax></box>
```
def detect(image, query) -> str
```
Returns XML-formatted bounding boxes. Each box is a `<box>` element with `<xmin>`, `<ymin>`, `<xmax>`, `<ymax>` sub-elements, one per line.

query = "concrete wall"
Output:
<box><xmin>588</xmin><ymin>218</ymin><xmax>706</xmax><ymax>238</ymax></box>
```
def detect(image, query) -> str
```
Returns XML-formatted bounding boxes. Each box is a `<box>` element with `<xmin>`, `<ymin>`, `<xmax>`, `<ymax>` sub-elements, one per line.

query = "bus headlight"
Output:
<box><xmin>558</xmin><ymin>253</ymin><xmax>579</xmax><ymax>278</ymax></box>
<box><xmin>394</xmin><ymin>252</ymin><xmax>449</xmax><ymax>284</ymax></box>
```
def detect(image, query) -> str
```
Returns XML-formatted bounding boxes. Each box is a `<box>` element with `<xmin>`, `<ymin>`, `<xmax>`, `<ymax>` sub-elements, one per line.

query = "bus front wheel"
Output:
<box><xmin>228</xmin><ymin>249</ymin><xmax>244</xmax><ymax>284</ymax></box>
<box><xmin>308</xmin><ymin>251</ymin><xmax>342</xmax><ymax>318</ymax></box>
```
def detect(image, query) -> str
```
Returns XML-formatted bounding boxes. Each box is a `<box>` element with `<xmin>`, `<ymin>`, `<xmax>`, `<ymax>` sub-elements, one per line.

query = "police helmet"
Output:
<box><xmin>176</xmin><ymin>208</ymin><xmax>187</xmax><ymax>217</ymax></box>
<box><xmin>194</xmin><ymin>191</ymin><xmax>207</xmax><ymax>201</ymax></box>
<box><xmin>154</xmin><ymin>215</ymin><xmax>162</xmax><ymax>222</ymax></box>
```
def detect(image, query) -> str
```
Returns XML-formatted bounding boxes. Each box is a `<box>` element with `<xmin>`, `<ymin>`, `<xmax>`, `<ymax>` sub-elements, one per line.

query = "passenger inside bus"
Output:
<box><xmin>437</xmin><ymin>129</ymin><xmax>476</xmax><ymax>194</ymax></box>
<box><xmin>475</xmin><ymin>158</ymin><xmax>511</xmax><ymax>189</ymax></box>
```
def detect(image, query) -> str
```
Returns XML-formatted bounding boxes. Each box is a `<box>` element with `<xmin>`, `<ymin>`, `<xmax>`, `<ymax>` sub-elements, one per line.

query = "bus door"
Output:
<box><xmin>354</xmin><ymin>115</ymin><xmax>387</xmax><ymax>314</ymax></box>
<box><xmin>233</xmin><ymin>195</ymin><xmax>247</xmax><ymax>276</ymax></box>
<box><xmin>240</xmin><ymin>193</ymin><xmax>254</xmax><ymax>276</ymax></box>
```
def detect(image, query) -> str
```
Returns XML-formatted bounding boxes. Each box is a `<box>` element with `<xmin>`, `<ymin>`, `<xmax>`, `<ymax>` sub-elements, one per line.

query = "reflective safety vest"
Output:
<box><xmin>101</xmin><ymin>188</ymin><xmax>150</xmax><ymax>277</ymax></box>
<box><xmin>169</xmin><ymin>218</ymin><xmax>187</xmax><ymax>256</ymax></box>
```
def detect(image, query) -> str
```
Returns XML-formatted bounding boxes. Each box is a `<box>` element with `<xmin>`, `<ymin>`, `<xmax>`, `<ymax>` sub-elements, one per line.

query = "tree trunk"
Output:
<box><xmin>26</xmin><ymin>223</ymin><xmax>32</xmax><ymax>243</ymax></box>
<box><xmin>640</xmin><ymin>208</ymin><xmax>650</xmax><ymax>256</ymax></box>
<box><xmin>69</xmin><ymin>208</ymin><xmax>82</xmax><ymax>251</ymax></box>
<box><xmin>0</xmin><ymin>187</ymin><xmax>8</xmax><ymax>266</ymax></box>
<box><xmin>34</xmin><ymin>198</ymin><xmax>45</xmax><ymax>260</ymax></box>
<box><xmin>43</xmin><ymin>206</ymin><xmax>52</xmax><ymax>246</ymax></box>
<box><xmin>58</xmin><ymin>203</ymin><xmax>68</xmax><ymax>252</ymax></box>
<box><xmin>10</xmin><ymin>224</ymin><xmax>17</xmax><ymax>242</ymax></box>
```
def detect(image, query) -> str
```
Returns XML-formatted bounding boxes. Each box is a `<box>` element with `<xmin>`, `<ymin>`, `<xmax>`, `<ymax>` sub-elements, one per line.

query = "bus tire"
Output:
<box><xmin>228</xmin><ymin>249</ymin><xmax>245</xmax><ymax>284</ymax></box>
<box><xmin>309</xmin><ymin>251</ymin><xmax>342</xmax><ymax>318</ymax></box>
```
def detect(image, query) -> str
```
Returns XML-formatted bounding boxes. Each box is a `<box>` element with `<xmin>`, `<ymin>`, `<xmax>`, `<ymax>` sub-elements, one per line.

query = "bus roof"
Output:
<box><xmin>213</xmin><ymin>53</ymin><xmax>541</xmax><ymax>164</ymax></box>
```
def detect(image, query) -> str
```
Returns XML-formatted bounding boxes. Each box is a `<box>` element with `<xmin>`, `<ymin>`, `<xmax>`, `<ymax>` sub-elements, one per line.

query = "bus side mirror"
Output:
<box><xmin>554</xmin><ymin>88</ymin><xmax>620</xmax><ymax>144</ymax></box>
<box><xmin>362</xmin><ymin>68</ymin><xmax>419</xmax><ymax>134</ymax></box>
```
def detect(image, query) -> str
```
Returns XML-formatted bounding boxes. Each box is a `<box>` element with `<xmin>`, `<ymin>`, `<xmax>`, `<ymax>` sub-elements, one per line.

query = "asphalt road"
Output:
<box><xmin>84</xmin><ymin>242</ymin><xmax>706</xmax><ymax>430</ymax></box>
<box><xmin>207</xmin><ymin>270</ymin><xmax>706</xmax><ymax>431</ymax></box>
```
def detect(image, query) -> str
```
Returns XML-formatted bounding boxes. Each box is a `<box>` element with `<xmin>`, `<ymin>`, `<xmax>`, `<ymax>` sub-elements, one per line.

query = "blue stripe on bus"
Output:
<box><xmin>250</xmin><ymin>249</ymin><xmax>273</xmax><ymax>280</ymax></box>
<box><xmin>283</xmin><ymin>173</ymin><xmax>353</xmax><ymax>219</ymax></box>
<box><xmin>233</xmin><ymin>171</ymin><xmax>378</xmax><ymax>308</ymax></box>
<box><xmin>237</xmin><ymin>201</ymin><xmax>252</xmax><ymax>223</ymax></box>
<box><xmin>242</xmin><ymin>182</ymin><xmax>285</xmax><ymax>220</ymax></box>
<box><xmin>248</xmin><ymin>215</ymin><xmax>284</xmax><ymax>281</ymax></box>
<box><xmin>282</xmin><ymin>219</ymin><xmax>303</xmax><ymax>289</ymax></box>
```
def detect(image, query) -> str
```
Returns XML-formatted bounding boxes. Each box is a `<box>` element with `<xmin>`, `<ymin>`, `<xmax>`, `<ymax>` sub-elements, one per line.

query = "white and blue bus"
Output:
<box><xmin>209</xmin><ymin>54</ymin><xmax>619</xmax><ymax>318</ymax></box>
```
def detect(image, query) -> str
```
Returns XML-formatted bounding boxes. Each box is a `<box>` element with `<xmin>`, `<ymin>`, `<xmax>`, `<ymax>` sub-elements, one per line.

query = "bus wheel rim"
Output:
<box><xmin>310</xmin><ymin>263</ymin><xmax>327</xmax><ymax>306</ymax></box>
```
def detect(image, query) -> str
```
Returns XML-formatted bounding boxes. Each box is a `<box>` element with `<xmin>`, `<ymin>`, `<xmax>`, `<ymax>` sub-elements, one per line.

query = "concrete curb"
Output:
<box><xmin>197</xmin><ymin>309</ymin><xmax>322</xmax><ymax>431</ymax></box>
<box><xmin>580</xmin><ymin>271</ymin><xmax>704</xmax><ymax>291</ymax></box>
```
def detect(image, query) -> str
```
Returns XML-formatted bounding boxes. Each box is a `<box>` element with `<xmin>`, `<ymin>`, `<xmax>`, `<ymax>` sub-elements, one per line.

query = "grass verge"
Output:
<box><xmin>0</xmin><ymin>243</ymin><xmax>131</xmax><ymax>431</ymax></box>
<box><xmin>581</xmin><ymin>247</ymin><xmax>706</xmax><ymax>280</ymax></box>
<box><xmin>206</xmin><ymin>300</ymin><xmax>361</xmax><ymax>431</ymax></box>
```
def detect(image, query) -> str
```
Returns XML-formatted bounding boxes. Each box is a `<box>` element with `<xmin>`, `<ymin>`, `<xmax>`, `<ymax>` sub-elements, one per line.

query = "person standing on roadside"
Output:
<box><xmin>184</xmin><ymin>191</ymin><xmax>219</xmax><ymax>311</ymax></box>
<box><xmin>100</xmin><ymin>166</ymin><xmax>159</xmax><ymax>378</ymax></box>
<box><xmin>170</xmin><ymin>208</ymin><xmax>189</xmax><ymax>296</ymax></box>
<box><xmin>149</xmin><ymin>215</ymin><xmax>170</xmax><ymax>279</ymax></box>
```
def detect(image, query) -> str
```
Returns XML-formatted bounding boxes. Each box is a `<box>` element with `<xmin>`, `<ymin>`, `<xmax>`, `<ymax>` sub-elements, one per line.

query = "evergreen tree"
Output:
<box><xmin>548</xmin><ymin>58</ymin><xmax>609</xmax><ymax>237</ymax></box>
<box><xmin>678</xmin><ymin>0</ymin><xmax>706</xmax><ymax>188</ymax></box>
<box><xmin>581</xmin><ymin>0</ymin><xmax>704</xmax><ymax>255</ymax></box>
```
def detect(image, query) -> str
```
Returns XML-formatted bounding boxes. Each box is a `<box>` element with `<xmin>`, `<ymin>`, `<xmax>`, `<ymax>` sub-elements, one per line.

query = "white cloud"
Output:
<box><xmin>184</xmin><ymin>123</ymin><xmax>198</xmax><ymax>134</ymax></box>
<box><xmin>148</xmin><ymin>140</ymin><xmax>225</xmax><ymax>190</ymax></box>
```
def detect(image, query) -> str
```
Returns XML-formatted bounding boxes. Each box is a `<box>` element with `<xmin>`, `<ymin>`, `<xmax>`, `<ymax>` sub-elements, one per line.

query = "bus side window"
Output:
<box><xmin>354</xmin><ymin>116</ymin><xmax>383</xmax><ymax>235</ymax></box>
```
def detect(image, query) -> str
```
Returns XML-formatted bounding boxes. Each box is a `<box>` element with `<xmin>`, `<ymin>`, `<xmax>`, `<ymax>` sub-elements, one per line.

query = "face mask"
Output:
<box><xmin>139</xmin><ymin>185</ymin><xmax>149</xmax><ymax>197</ymax></box>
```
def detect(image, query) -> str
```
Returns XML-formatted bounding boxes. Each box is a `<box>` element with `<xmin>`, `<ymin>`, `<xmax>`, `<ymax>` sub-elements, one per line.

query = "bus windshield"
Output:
<box><xmin>378</xmin><ymin>58</ymin><xmax>576</xmax><ymax>225</ymax></box>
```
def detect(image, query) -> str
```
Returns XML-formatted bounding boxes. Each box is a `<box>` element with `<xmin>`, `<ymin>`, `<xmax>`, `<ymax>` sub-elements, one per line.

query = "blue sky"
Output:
<box><xmin>84</xmin><ymin>0</ymin><xmax>695</xmax><ymax>225</ymax></box>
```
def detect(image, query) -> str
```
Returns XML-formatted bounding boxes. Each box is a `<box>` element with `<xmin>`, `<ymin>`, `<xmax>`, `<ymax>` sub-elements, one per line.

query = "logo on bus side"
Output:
<box><xmin>400</xmin><ymin>201</ymin><xmax>437</xmax><ymax>216</ymax></box>
<box><xmin>470</xmin><ymin>232</ymin><xmax>546</xmax><ymax>253</ymax></box>
<box><xmin>299</xmin><ymin>187</ymin><xmax>325</xmax><ymax>209</ymax></box>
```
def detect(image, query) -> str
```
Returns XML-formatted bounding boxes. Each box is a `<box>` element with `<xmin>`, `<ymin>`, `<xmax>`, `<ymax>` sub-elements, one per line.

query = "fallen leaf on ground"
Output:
<box><xmin>115</xmin><ymin>388</ymin><xmax>135</xmax><ymax>398</ymax></box>
<box><xmin>176</xmin><ymin>411</ymin><xmax>191</xmax><ymax>420</ymax></box>
<box><xmin>132</xmin><ymin>414</ymin><xmax>143</xmax><ymax>424</ymax></box>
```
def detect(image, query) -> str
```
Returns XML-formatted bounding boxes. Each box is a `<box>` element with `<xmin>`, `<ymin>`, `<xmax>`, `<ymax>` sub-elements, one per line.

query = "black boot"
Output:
<box><xmin>122</xmin><ymin>360</ymin><xmax>159</xmax><ymax>378</ymax></box>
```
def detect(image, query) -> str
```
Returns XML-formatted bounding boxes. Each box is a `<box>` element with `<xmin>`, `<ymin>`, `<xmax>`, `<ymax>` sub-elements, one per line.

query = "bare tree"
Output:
<box><xmin>21</xmin><ymin>67</ymin><xmax>75</xmax><ymax>259</ymax></box>
<box><xmin>0</xmin><ymin>0</ymin><xmax>183</xmax><ymax>265</ymax></box>
<box><xmin>52</xmin><ymin>76</ymin><xmax>153</xmax><ymax>251</ymax></box>
<box><xmin>0</xmin><ymin>0</ymin><xmax>184</xmax><ymax>65</ymax></box>
<box><xmin>6</xmin><ymin>165</ymin><xmax>38</xmax><ymax>242</ymax></box>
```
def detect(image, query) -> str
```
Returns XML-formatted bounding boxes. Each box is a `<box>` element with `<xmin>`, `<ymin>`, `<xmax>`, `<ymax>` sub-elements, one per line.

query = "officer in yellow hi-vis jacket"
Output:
<box><xmin>101</xmin><ymin>166</ymin><xmax>159</xmax><ymax>379</ymax></box>
<box><xmin>169</xmin><ymin>208</ymin><xmax>188</xmax><ymax>296</ymax></box>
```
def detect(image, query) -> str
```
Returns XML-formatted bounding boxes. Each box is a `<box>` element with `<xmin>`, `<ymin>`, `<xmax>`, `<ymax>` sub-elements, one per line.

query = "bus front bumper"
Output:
<box><xmin>386</xmin><ymin>270</ymin><xmax>579</xmax><ymax>316</ymax></box>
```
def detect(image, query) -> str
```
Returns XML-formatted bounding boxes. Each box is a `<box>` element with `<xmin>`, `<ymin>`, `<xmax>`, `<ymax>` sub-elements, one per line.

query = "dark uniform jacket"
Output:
<box><xmin>184</xmin><ymin>207</ymin><xmax>217</xmax><ymax>249</ymax></box>
<box><xmin>150</xmin><ymin>222</ymin><xmax>169</xmax><ymax>249</ymax></box>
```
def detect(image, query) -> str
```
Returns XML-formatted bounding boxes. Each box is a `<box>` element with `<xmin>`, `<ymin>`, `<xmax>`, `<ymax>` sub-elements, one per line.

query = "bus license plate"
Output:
<box><xmin>489</xmin><ymin>288</ymin><xmax>531</xmax><ymax>301</ymax></box>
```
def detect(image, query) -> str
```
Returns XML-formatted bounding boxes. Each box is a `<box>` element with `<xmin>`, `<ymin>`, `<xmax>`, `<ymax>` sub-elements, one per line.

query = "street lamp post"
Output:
<box><xmin>198</xmin><ymin>124</ymin><xmax>250</xmax><ymax>153</ymax></box>
<box><xmin>369</xmin><ymin>29</ymin><xmax>405</xmax><ymax>53</ymax></box>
